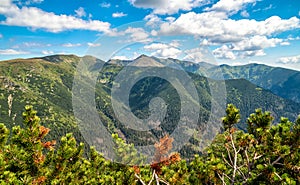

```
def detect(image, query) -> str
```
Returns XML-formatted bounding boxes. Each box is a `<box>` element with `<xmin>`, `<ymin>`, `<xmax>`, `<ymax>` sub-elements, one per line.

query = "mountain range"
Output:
<box><xmin>1</xmin><ymin>54</ymin><xmax>300</xmax><ymax>157</ymax></box>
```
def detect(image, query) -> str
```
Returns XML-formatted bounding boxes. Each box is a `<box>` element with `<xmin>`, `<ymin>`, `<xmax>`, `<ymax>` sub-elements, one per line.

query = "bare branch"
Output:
<box><xmin>230</xmin><ymin>133</ymin><xmax>238</xmax><ymax>185</ymax></box>
<box><xmin>274</xmin><ymin>172</ymin><xmax>282</xmax><ymax>180</ymax></box>
<box><xmin>134</xmin><ymin>173</ymin><xmax>146</xmax><ymax>185</ymax></box>
<box><xmin>148</xmin><ymin>170</ymin><xmax>156</xmax><ymax>185</ymax></box>
<box><xmin>271</xmin><ymin>156</ymin><xmax>282</xmax><ymax>166</ymax></box>
<box><xmin>217</xmin><ymin>172</ymin><xmax>226</xmax><ymax>185</ymax></box>
<box><xmin>254</xmin><ymin>153</ymin><xmax>263</xmax><ymax>160</ymax></box>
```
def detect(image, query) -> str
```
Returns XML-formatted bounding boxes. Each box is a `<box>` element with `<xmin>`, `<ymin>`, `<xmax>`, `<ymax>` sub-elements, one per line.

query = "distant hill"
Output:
<box><xmin>207</xmin><ymin>63</ymin><xmax>300</xmax><ymax>103</ymax></box>
<box><xmin>109</xmin><ymin>56</ymin><xmax>300</xmax><ymax>104</ymax></box>
<box><xmin>1</xmin><ymin>54</ymin><xmax>300</xmax><ymax>157</ymax></box>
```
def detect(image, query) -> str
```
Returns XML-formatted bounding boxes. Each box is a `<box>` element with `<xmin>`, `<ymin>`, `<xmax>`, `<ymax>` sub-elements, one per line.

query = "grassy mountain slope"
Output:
<box><xmin>1</xmin><ymin>54</ymin><xmax>300</xmax><ymax>157</ymax></box>
<box><xmin>0</xmin><ymin>55</ymin><xmax>81</xmax><ymax>140</ymax></box>
<box><xmin>208</xmin><ymin>63</ymin><xmax>300</xmax><ymax>103</ymax></box>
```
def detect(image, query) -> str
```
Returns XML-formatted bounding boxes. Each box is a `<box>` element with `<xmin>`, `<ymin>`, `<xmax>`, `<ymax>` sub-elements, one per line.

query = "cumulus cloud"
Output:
<box><xmin>75</xmin><ymin>7</ymin><xmax>86</xmax><ymax>17</ymax></box>
<box><xmin>232</xmin><ymin>36</ymin><xmax>282</xmax><ymax>51</ymax></box>
<box><xmin>106</xmin><ymin>26</ymin><xmax>152</xmax><ymax>43</ymax></box>
<box><xmin>0</xmin><ymin>49</ymin><xmax>29</xmax><ymax>55</ymax></box>
<box><xmin>159</xmin><ymin>12</ymin><xmax>300</xmax><ymax>40</ymax></box>
<box><xmin>128</xmin><ymin>0</ymin><xmax>209</xmax><ymax>15</ymax></box>
<box><xmin>205</xmin><ymin>0</ymin><xmax>256</xmax><ymax>14</ymax></box>
<box><xmin>0</xmin><ymin>1</ymin><xmax>111</xmax><ymax>33</ymax></box>
<box><xmin>213</xmin><ymin>45</ymin><xmax>236</xmax><ymax>60</ymax></box>
<box><xmin>157</xmin><ymin>10</ymin><xmax>300</xmax><ymax>60</ymax></box>
<box><xmin>112</xmin><ymin>12</ymin><xmax>127</xmax><ymax>18</ymax></box>
<box><xmin>1</xmin><ymin>0</ymin><xmax>11</xmax><ymax>7</ymax></box>
<box><xmin>124</xmin><ymin>27</ymin><xmax>151</xmax><ymax>42</ymax></box>
<box><xmin>212</xmin><ymin>36</ymin><xmax>280</xmax><ymax>59</ymax></box>
<box><xmin>144</xmin><ymin>42</ymin><xmax>182</xmax><ymax>58</ymax></box>
<box><xmin>278</xmin><ymin>55</ymin><xmax>300</xmax><ymax>64</ymax></box>
<box><xmin>144</xmin><ymin>14</ymin><xmax>162</xmax><ymax>26</ymax></box>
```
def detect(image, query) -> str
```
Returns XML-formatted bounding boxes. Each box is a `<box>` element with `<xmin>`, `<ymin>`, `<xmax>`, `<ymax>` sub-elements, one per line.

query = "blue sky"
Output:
<box><xmin>0</xmin><ymin>0</ymin><xmax>300</xmax><ymax>70</ymax></box>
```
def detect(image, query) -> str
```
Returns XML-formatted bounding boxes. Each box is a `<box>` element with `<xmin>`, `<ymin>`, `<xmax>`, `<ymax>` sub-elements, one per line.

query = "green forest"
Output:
<box><xmin>0</xmin><ymin>104</ymin><xmax>299</xmax><ymax>184</ymax></box>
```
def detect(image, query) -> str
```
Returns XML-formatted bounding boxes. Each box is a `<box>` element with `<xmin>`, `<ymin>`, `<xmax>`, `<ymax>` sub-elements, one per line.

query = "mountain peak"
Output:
<box><xmin>133</xmin><ymin>54</ymin><xmax>164</xmax><ymax>67</ymax></box>
<box><xmin>136</xmin><ymin>54</ymin><xmax>149</xmax><ymax>59</ymax></box>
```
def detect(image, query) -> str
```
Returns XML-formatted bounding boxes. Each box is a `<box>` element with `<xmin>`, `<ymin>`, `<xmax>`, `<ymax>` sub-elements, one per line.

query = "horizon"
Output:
<box><xmin>2</xmin><ymin>53</ymin><xmax>300</xmax><ymax>72</ymax></box>
<box><xmin>0</xmin><ymin>0</ymin><xmax>300</xmax><ymax>70</ymax></box>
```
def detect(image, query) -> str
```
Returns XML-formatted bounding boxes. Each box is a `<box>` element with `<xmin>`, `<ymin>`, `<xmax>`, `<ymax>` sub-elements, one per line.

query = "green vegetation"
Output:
<box><xmin>209</xmin><ymin>63</ymin><xmax>300</xmax><ymax>103</ymax></box>
<box><xmin>0</xmin><ymin>105</ymin><xmax>299</xmax><ymax>184</ymax></box>
<box><xmin>1</xmin><ymin>54</ymin><xmax>300</xmax><ymax>159</ymax></box>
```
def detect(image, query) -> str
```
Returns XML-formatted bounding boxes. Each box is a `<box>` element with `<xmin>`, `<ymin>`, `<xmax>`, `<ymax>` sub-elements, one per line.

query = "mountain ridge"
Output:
<box><xmin>1</xmin><ymin>54</ymin><xmax>300</xmax><ymax>157</ymax></box>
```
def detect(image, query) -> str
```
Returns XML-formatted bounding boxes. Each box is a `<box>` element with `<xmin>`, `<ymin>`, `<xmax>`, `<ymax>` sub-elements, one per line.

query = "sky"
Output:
<box><xmin>0</xmin><ymin>0</ymin><xmax>300</xmax><ymax>70</ymax></box>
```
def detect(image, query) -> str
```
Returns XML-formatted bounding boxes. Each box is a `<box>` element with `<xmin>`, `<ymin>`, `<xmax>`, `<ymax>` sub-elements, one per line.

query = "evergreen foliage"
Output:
<box><xmin>0</xmin><ymin>105</ymin><xmax>299</xmax><ymax>184</ymax></box>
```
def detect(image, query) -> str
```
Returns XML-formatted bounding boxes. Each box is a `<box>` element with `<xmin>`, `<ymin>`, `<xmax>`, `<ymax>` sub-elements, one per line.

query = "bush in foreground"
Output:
<box><xmin>0</xmin><ymin>105</ymin><xmax>299</xmax><ymax>184</ymax></box>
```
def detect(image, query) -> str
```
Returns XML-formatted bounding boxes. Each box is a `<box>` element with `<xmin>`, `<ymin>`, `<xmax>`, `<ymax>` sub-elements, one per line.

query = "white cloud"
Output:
<box><xmin>0</xmin><ymin>33</ymin><xmax>2</xmax><ymax>38</ymax></box>
<box><xmin>41</xmin><ymin>50</ymin><xmax>54</xmax><ymax>55</ymax></box>
<box><xmin>100</xmin><ymin>2</ymin><xmax>111</xmax><ymax>8</ymax></box>
<box><xmin>62</xmin><ymin>43</ymin><xmax>81</xmax><ymax>47</ymax></box>
<box><xmin>124</xmin><ymin>27</ymin><xmax>151</xmax><ymax>42</ymax></box>
<box><xmin>144</xmin><ymin>14</ymin><xmax>162</xmax><ymax>26</ymax></box>
<box><xmin>159</xmin><ymin>12</ymin><xmax>300</xmax><ymax>40</ymax></box>
<box><xmin>112</xmin><ymin>12</ymin><xmax>127</xmax><ymax>18</ymax></box>
<box><xmin>111</xmin><ymin>55</ymin><xmax>131</xmax><ymax>60</ymax></box>
<box><xmin>205</xmin><ymin>0</ymin><xmax>256</xmax><ymax>14</ymax></box>
<box><xmin>106</xmin><ymin>26</ymin><xmax>152</xmax><ymax>43</ymax></box>
<box><xmin>165</xmin><ymin>16</ymin><xmax>176</xmax><ymax>22</ymax></box>
<box><xmin>240</xmin><ymin>50</ymin><xmax>266</xmax><ymax>57</ymax></box>
<box><xmin>0</xmin><ymin>2</ymin><xmax>111</xmax><ymax>33</ymax></box>
<box><xmin>280</xmin><ymin>41</ymin><xmax>290</xmax><ymax>46</ymax></box>
<box><xmin>1</xmin><ymin>0</ymin><xmax>11</xmax><ymax>7</ymax></box>
<box><xmin>212</xmin><ymin>36</ymin><xmax>279</xmax><ymax>59</ymax></box>
<box><xmin>157</xmin><ymin>11</ymin><xmax>300</xmax><ymax>60</ymax></box>
<box><xmin>15</xmin><ymin>0</ymin><xmax>44</xmax><ymax>6</ymax></box>
<box><xmin>87</xmin><ymin>42</ymin><xmax>101</xmax><ymax>47</ymax></box>
<box><xmin>129</xmin><ymin>0</ymin><xmax>209</xmax><ymax>15</ymax></box>
<box><xmin>278</xmin><ymin>55</ymin><xmax>300</xmax><ymax>64</ymax></box>
<box><xmin>75</xmin><ymin>7</ymin><xmax>86</xmax><ymax>17</ymax></box>
<box><xmin>150</xmin><ymin>29</ymin><xmax>158</xmax><ymax>36</ymax></box>
<box><xmin>240</xmin><ymin>10</ymin><xmax>249</xmax><ymax>17</ymax></box>
<box><xmin>287</xmin><ymin>36</ymin><xmax>300</xmax><ymax>41</ymax></box>
<box><xmin>232</xmin><ymin>62</ymin><xmax>243</xmax><ymax>66</ymax></box>
<box><xmin>111</xmin><ymin>52</ymin><xmax>140</xmax><ymax>60</ymax></box>
<box><xmin>0</xmin><ymin>49</ymin><xmax>29</xmax><ymax>55</ymax></box>
<box><xmin>232</xmin><ymin>36</ymin><xmax>282</xmax><ymax>51</ymax></box>
<box><xmin>200</xmin><ymin>39</ymin><xmax>210</xmax><ymax>46</ymax></box>
<box><xmin>248</xmin><ymin>60</ymin><xmax>265</xmax><ymax>64</ymax></box>
<box><xmin>213</xmin><ymin>45</ymin><xmax>236</xmax><ymax>60</ymax></box>
<box><xmin>144</xmin><ymin>42</ymin><xmax>182</xmax><ymax>58</ymax></box>
<box><xmin>183</xmin><ymin>48</ymin><xmax>205</xmax><ymax>62</ymax></box>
